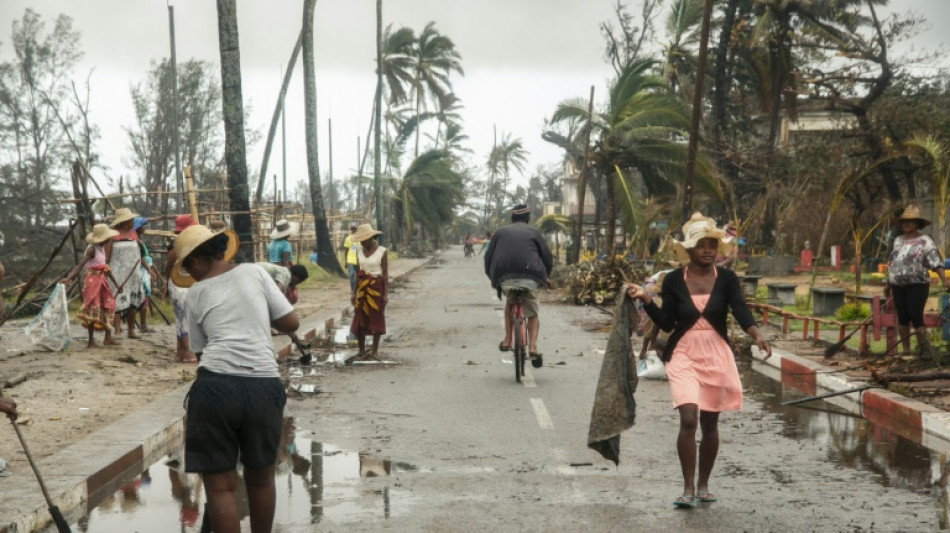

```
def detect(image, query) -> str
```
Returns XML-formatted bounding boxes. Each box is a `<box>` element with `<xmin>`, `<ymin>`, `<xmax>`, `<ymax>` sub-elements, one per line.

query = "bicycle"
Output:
<box><xmin>507</xmin><ymin>287</ymin><xmax>529</xmax><ymax>383</ymax></box>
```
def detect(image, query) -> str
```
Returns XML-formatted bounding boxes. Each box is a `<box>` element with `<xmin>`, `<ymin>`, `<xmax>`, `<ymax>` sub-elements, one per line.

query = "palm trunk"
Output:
<box><xmin>303</xmin><ymin>0</ymin><xmax>343</xmax><ymax>275</ymax></box>
<box><xmin>571</xmin><ymin>86</ymin><xmax>595</xmax><ymax>265</ymax></box>
<box><xmin>605</xmin><ymin>167</ymin><xmax>617</xmax><ymax>266</ymax></box>
<box><xmin>373</xmin><ymin>0</ymin><xmax>384</xmax><ymax>237</ymax></box>
<box><xmin>255</xmin><ymin>29</ymin><xmax>303</xmax><ymax>206</ymax></box>
<box><xmin>215</xmin><ymin>0</ymin><xmax>253</xmax><ymax>262</ymax></box>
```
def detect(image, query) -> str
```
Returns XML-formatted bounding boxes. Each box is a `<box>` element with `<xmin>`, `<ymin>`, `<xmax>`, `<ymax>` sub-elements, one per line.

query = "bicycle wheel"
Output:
<box><xmin>513</xmin><ymin>316</ymin><xmax>524</xmax><ymax>383</ymax></box>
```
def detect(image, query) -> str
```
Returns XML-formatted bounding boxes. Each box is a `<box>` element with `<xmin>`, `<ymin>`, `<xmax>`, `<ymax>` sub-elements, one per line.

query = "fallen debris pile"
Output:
<box><xmin>555</xmin><ymin>260</ymin><xmax>652</xmax><ymax>305</ymax></box>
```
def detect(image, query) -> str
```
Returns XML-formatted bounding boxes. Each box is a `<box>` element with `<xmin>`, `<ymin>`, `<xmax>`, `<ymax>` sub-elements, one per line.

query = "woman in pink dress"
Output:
<box><xmin>626</xmin><ymin>213</ymin><xmax>771</xmax><ymax>508</ymax></box>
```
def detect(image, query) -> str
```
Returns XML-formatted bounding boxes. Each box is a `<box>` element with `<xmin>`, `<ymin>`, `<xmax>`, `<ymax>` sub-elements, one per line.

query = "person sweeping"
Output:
<box><xmin>62</xmin><ymin>223</ymin><xmax>122</xmax><ymax>349</ymax></box>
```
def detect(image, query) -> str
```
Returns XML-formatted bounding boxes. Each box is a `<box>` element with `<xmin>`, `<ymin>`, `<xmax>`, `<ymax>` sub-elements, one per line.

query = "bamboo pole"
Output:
<box><xmin>184</xmin><ymin>166</ymin><xmax>200</xmax><ymax>223</ymax></box>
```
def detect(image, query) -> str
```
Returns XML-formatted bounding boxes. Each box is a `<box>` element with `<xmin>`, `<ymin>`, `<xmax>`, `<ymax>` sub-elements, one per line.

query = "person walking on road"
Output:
<box><xmin>886</xmin><ymin>205</ymin><xmax>950</xmax><ymax>357</ymax></box>
<box><xmin>109</xmin><ymin>207</ymin><xmax>146</xmax><ymax>338</ymax></box>
<box><xmin>624</xmin><ymin>212</ymin><xmax>771</xmax><ymax>509</ymax></box>
<box><xmin>267</xmin><ymin>219</ymin><xmax>298</xmax><ymax>268</ymax></box>
<box><xmin>341</xmin><ymin>223</ymin><xmax>360</xmax><ymax>292</ymax></box>
<box><xmin>172</xmin><ymin>224</ymin><xmax>299</xmax><ymax>533</ymax></box>
<box><xmin>483</xmin><ymin>204</ymin><xmax>554</xmax><ymax>367</ymax></box>
<box><xmin>349</xmin><ymin>224</ymin><xmax>388</xmax><ymax>359</ymax></box>
<box><xmin>62</xmin><ymin>223</ymin><xmax>122</xmax><ymax>348</ymax></box>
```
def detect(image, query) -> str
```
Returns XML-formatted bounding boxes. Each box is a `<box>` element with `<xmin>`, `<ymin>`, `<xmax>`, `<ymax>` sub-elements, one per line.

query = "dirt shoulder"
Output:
<box><xmin>0</xmin><ymin>258</ymin><xmax>413</xmax><ymax>473</ymax></box>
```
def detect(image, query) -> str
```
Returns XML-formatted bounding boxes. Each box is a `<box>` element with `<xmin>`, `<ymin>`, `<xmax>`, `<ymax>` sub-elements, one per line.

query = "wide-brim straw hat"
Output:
<box><xmin>351</xmin><ymin>223</ymin><xmax>382</xmax><ymax>243</ymax></box>
<box><xmin>170</xmin><ymin>225</ymin><xmax>239</xmax><ymax>288</ymax></box>
<box><xmin>110</xmin><ymin>207</ymin><xmax>138</xmax><ymax>228</ymax></box>
<box><xmin>894</xmin><ymin>205</ymin><xmax>931</xmax><ymax>228</ymax></box>
<box><xmin>668</xmin><ymin>212</ymin><xmax>734</xmax><ymax>263</ymax></box>
<box><xmin>270</xmin><ymin>219</ymin><xmax>298</xmax><ymax>240</ymax></box>
<box><xmin>85</xmin><ymin>223</ymin><xmax>119</xmax><ymax>244</ymax></box>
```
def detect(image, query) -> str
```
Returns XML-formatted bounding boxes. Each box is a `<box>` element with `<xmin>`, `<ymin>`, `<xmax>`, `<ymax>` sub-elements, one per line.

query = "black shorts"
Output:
<box><xmin>185</xmin><ymin>369</ymin><xmax>286</xmax><ymax>473</ymax></box>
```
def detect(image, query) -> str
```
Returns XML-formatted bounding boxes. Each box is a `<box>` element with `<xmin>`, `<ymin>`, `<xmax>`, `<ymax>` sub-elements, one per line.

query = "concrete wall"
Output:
<box><xmin>747</xmin><ymin>255</ymin><xmax>798</xmax><ymax>275</ymax></box>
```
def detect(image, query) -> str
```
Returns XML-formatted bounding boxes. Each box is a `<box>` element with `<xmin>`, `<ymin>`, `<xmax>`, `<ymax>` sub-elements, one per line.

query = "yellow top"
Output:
<box><xmin>343</xmin><ymin>235</ymin><xmax>359</xmax><ymax>265</ymax></box>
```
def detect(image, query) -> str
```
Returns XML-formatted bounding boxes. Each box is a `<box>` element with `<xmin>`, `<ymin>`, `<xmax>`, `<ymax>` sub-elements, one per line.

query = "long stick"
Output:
<box><xmin>781</xmin><ymin>385</ymin><xmax>876</xmax><ymax>406</ymax></box>
<box><xmin>0</xmin><ymin>388</ymin><xmax>72</xmax><ymax>532</ymax></box>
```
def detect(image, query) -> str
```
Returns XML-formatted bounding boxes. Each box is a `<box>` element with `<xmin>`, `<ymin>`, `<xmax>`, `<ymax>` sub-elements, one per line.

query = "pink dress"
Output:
<box><xmin>666</xmin><ymin>293</ymin><xmax>743</xmax><ymax>412</ymax></box>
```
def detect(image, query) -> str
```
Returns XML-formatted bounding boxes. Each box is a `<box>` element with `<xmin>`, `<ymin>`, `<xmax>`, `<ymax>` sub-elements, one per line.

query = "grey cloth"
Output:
<box><xmin>588</xmin><ymin>289</ymin><xmax>639</xmax><ymax>465</ymax></box>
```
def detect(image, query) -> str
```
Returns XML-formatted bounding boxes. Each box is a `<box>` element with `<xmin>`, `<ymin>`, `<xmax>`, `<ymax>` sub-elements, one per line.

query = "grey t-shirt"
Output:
<box><xmin>186</xmin><ymin>263</ymin><xmax>294</xmax><ymax>377</ymax></box>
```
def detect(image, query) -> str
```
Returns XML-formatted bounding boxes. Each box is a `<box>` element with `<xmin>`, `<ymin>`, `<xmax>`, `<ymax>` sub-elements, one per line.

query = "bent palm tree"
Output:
<box><xmin>410</xmin><ymin>22</ymin><xmax>463</xmax><ymax>157</ymax></box>
<box><xmin>393</xmin><ymin>150</ymin><xmax>466</xmax><ymax>249</ymax></box>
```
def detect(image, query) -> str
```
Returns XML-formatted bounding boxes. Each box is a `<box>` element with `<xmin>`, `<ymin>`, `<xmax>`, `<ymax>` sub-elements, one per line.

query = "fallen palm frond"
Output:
<box><xmin>554</xmin><ymin>259</ymin><xmax>653</xmax><ymax>305</ymax></box>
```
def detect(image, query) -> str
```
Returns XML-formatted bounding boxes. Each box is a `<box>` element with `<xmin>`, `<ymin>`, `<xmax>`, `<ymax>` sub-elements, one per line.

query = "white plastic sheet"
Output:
<box><xmin>636</xmin><ymin>350</ymin><xmax>667</xmax><ymax>380</ymax></box>
<box><xmin>24</xmin><ymin>283</ymin><xmax>71</xmax><ymax>352</ymax></box>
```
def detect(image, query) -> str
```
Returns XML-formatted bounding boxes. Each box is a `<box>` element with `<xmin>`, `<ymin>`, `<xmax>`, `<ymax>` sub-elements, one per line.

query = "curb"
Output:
<box><xmin>751</xmin><ymin>346</ymin><xmax>950</xmax><ymax>453</ymax></box>
<box><xmin>0</xmin><ymin>254</ymin><xmax>436</xmax><ymax>533</ymax></box>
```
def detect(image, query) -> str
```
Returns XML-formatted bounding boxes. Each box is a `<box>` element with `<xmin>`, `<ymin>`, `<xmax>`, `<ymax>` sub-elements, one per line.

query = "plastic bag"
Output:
<box><xmin>24</xmin><ymin>283</ymin><xmax>71</xmax><ymax>352</ymax></box>
<box><xmin>636</xmin><ymin>351</ymin><xmax>667</xmax><ymax>380</ymax></box>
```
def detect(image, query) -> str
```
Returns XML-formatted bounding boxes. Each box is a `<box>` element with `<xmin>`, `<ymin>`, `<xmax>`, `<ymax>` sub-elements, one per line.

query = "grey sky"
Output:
<box><xmin>0</xmin><ymin>1</ymin><xmax>946</xmax><ymax>203</ymax></box>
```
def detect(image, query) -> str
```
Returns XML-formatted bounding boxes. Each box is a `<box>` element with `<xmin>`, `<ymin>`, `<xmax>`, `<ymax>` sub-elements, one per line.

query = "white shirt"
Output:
<box><xmin>357</xmin><ymin>245</ymin><xmax>387</xmax><ymax>276</ymax></box>
<box><xmin>186</xmin><ymin>264</ymin><xmax>294</xmax><ymax>377</ymax></box>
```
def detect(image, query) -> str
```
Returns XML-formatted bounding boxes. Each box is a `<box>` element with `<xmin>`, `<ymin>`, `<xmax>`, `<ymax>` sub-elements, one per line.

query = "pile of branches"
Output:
<box><xmin>554</xmin><ymin>259</ymin><xmax>652</xmax><ymax>305</ymax></box>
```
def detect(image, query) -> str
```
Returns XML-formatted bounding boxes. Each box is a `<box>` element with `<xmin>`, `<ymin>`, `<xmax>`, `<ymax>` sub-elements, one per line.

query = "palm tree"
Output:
<box><xmin>410</xmin><ymin>22</ymin><xmax>463</xmax><ymax>158</ymax></box>
<box><xmin>392</xmin><ymin>150</ymin><xmax>466</xmax><ymax>249</ymax></box>
<box><xmin>535</xmin><ymin>213</ymin><xmax>572</xmax><ymax>262</ymax></box>
<box><xmin>489</xmin><ymin>132</ymin><xmax>529</xmax><ymax>212</ymax></box>
<box><xmin>661</xmin><ymin>0</ymin><xmax>704</xmax><ymax>101</ymax></box>
<box><xmin>905</xmin><ymin>136</ymin><xmax>950</xmax><ymax>257</ymax></box>
<box><xmin>548</xmin><ymin>59</ymin><xmax>721</xmax><ymax>262</ymax></box>
<box><xmin>214</xmin><ymin>0</ymin><xmax>253</xmax><ymax>261</ymax></box>
<box><xmin>303</xmin><ymin>0</ymin><xmax>343</xmax><ymax>275</ymax></box>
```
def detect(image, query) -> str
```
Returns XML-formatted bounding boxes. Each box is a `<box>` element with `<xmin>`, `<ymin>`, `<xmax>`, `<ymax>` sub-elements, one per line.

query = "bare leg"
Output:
<box><xmin>527</xmin><ymin>316</ymin><xmax>540</xmax><ymax>353</ymax></box>
<box><xmin>676</xmin><ymin>404</ymin><xmax>699</xmax><ymax>498</ymax></box>
<box><xmin>203</xmin><ymin>470</ymin><xmax>241</xmax><ymax>533</ymax></box>
<box><xmin>371</xmin><ymin>333</ymin><xmax>382</xmax><ymax>357</ymax></box>
<box><xmin>357</xmin><ymin>335</ymin><xmax>366</xmax><ymax>356</ymax></box>
<box><xmin>103</xmin><ymin>327</ymin><xmax>119</xmax><ymax>346</ymax></box>
<box><xmin>501</xmin><ymin>301</ymin><xmax>513</xmax><ymax>348</ymax></box>
<box><xmin>175</xmin><ymin>337</ymin><xmax>196</xmax><ymax>362</ymax></box>
<box><xmin>86</xmin><ymin>326</ymin><xmax>98</xmax><ymax>348</ymax></box>
<box><xmin>697</xmin><ymin>410</ymin><xmax>721</xmax><ymax>494</ymax></box>
<box><xmin>126</xmin><ymin>312</ymin><xmax>139</xmax><ymax>339</ymax></box>
<box><xmin>244</xmin><ymin>465</ymin><xmax>277</xmax><ymax>533</ymax></box>
<box><xmin>898</xmin><ymin>324</ymin><xmax>911</xmax><ymax>353</ymax></box>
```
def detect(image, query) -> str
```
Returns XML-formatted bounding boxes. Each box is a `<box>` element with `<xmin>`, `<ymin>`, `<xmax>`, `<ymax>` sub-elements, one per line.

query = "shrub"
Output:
<box><xmin>835</xmin><ymin>302</ymin><xmax>870</xmax><ymax>322</ymax></box>
<box><xmin>794</xmin><ymin>294</ymin><xmax>810</xmax><ymax>312</ymax></box>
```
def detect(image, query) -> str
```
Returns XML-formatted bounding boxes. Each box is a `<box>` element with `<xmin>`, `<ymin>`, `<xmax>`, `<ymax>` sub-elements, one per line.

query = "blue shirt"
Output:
<box><xmin>267</xmin><ymin>239</ymin><xmax>293</xmax><ymax>263</ymax></box>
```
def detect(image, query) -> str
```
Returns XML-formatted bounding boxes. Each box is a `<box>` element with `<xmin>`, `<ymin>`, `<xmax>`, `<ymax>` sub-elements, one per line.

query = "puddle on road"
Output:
<box><xmin>741</xmin><ymin>361</ymin><xmax>950</xmax><ymax>528</ymax></box>
<box><xmin>71</xmin><ymin>418</ymin><xmax>417</xmax><ymax>532</ymax></box>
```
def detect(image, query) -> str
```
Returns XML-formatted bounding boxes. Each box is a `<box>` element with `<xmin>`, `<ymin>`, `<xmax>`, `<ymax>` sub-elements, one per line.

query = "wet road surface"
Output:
<box><xmin>73</xmin><ymin>246</ymin><xmax>950</xmax><ymax>532</ymax></box>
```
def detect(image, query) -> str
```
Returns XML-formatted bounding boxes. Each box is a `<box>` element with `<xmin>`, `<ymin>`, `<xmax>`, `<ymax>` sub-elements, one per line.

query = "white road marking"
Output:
<box><xmin>530</xmin><ymin>398</ymin><xmax>554</xmax><ymax>429</ymax></box>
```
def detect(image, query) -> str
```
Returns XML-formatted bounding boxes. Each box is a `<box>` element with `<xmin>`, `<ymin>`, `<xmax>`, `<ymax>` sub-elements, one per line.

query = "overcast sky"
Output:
<box><xmin>0</xmin><ymin>0</ymin><xmax>947</xmax><ymax>204</ymax></box>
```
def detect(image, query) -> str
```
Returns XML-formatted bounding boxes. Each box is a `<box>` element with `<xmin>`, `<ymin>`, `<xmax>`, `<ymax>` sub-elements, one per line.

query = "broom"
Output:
<box><xmin>0</xmin><ymin>388</ymin><xmax>72</xmax><ymax>532</ymax></box>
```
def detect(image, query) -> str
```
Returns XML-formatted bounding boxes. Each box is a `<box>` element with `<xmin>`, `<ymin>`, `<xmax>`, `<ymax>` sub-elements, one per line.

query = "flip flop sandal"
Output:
<box><xmin>498</xmin><ymin>342</ymin><xmax>512</xmax><ymax>352</ymax></box>
<box><xmin>697</xmin><ymin>491</ymin><xmax>717</xmax><ymax>503</ymax></box>
<box><xmin>673</xmin><ymin>495</ymin><xmax>697</xmax><ymax>509</ymax></box>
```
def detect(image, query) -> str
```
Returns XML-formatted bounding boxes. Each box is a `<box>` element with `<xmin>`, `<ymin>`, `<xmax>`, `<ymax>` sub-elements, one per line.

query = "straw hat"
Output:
<box><xmin>894</xmin><ymin>205</ymin><xmax>931</xmax><ymax>228</ymax></box>
<box><xmin>170</xmin><ymin>225</ymin><xmax>239</xmax><ymax>288</ymax></box>
<box><xmin>85</xmin><ymin>223</ymin><xmax>119</xmax><ymax>244</ymax></box>
<box><xmin>668</xmin><ymin>212</ymin><xmax>734</xmax><ymax>263</ymax></box>
<box><xmin>110</xmin><ymin>207</ymin><xmax>138</xmax><ymax>228</ymax></box>
<box><xmin>270</xmin><ymin>219</ymin><xmax>298</xmax><ymax>240</ymax></box>
<box><xmin>174</xmin><ymin>214</ymin><xmax>197</xmax><ymax>233</ymax></box>
<box><xmin>351</xmin><ymin>223</ymin><xmax>382</xmax><ymax>243</ymax></box>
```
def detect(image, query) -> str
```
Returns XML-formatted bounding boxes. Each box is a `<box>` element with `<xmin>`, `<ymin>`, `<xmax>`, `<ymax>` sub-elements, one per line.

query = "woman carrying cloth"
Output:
<box><xmin>625</xmin><ymin>213</ymin><xmax>771</xmax><ymax>508</ymax></box>
<box><xmin>108</xmin><ymin>207</ymin><xmax>146</xmax><ymax>338</ymax></box>
<box><xmin>62</xmin><ymin>223</ymin><xmax>122</xmax><ymax>348</ymax></box>
<box><xmin>349</xmin><ymin>224</ymin><xmax>388</xmax><ymax>359</ymax></box>
<box><xmin>172</xmin><ymin>224</ymin><xmax>299</xmax><ymax>533</ymax></box>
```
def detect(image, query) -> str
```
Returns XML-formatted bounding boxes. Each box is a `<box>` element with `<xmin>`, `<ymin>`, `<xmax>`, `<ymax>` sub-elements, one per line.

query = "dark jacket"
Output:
<box><xmin>484</xmin><ymin>222</ymin><xmax>554</xmax><ymax>287</ymax></box>
<box><xmin>643</xmin><ymin>267</ymin><xmax>757</xmax><ymax>362</ymax></box>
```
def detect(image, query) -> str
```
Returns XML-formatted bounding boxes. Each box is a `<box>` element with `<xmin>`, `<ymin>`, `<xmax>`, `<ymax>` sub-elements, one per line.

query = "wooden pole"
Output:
<box><xmin>184</xmin><ymin>166</ymin><xmax>199</xmax><ymax>224</ymax></box>
<box><xmin>682</xmin><ymin>0</ymin><xmax>713</xmax><ymax>221</ymax></box>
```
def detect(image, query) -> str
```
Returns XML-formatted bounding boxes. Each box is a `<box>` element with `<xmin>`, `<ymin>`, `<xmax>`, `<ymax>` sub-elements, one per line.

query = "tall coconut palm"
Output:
<box><xmin>661</xmin><ymin>0</ymin><xmax>704</xmax><ymax>101</ymax></box>
<box><xmin>549</xmin><ymin>59</ymin><xmax>722</xmax><ymax>262</ymax></box>
<box><xmin>215</xmin><ymin>0</ymin><xmax>253</xmax><ymax>261</ymax></box>
<box><xmin>488</xmin><ymin>132</ymin><xmax>529</xmax><ymax>212</ymax></box>
<box><xmin>303</xmin><ymin>0</ymin><xmax>342</xmax><ymax>275</ymax></box>
<box><xmin>905</xmin><ymin>136</ymin><xmax>950</xmax><ymax>258</ymax></box>
<box><xmin>410</xmin><ymin>22</ymin><xmax>463</xmax><ymax>158</ymax></box>
<box><xmin>393</xmin><ymin>150</ymin><xmax>466</xmax><ymax>248</ymax></box>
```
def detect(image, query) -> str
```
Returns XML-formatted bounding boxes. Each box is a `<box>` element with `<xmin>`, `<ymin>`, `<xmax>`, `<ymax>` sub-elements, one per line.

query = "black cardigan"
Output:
<box><xmin>643</xmin><ymin>267</ymin><xmax>757</xmax><ymax>362</ymax></box>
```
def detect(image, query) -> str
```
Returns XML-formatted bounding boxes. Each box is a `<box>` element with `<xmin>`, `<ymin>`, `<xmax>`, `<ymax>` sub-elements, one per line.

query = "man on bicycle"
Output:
<box><xmin>484</xmin><ymin>204</ymin><xmax>554</xmax><ymax>367</ymax></box>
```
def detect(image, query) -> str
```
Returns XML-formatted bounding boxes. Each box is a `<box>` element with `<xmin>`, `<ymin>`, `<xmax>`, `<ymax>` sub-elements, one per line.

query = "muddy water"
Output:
<box><xmin>741</xmin><ymin>361</ymin><xmax>950</xmax><ymax>529</ymax></box>
<box><xmin>70</xmin><ymin>421</ymin><xmax>417</xmax><ymax>532</ymax></box>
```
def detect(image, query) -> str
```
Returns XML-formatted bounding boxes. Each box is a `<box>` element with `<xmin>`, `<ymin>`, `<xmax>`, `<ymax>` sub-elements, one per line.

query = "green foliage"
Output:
<box><xmin>834</xmin><ymin>302</ymin><xmax>870</xmax><ymax>322</ymax></box>
<box><xmin>754</xmin><ymin>286</ymin><xmax>767</xmax><ymax>303</ymax></box>
<box><xmin>794</xmin><ymin>294</ymin><xmax>810</xmax><ymax>312</ymax></box>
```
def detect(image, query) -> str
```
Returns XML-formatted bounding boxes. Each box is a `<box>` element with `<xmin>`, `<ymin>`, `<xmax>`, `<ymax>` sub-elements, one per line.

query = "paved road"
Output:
<box><xmin>284</xmin><ymin>247</ymin><xmax>937</xmax><ymax>532</ymax></box>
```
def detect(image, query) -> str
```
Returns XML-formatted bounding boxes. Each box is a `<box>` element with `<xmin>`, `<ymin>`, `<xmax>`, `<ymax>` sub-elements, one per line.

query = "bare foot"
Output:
<box><xmin>127</xmin><ymin>333</ymin><xmax>139</xmax><ymax>340</ymax></box>
<box><xmin>103</xmin><ymin>339</ymin><xmax>121</xmax><ymax>346</ymax></box>
<box><xmin>86</xmin><ymin>341</ymin><xmax>100</xmax><ymax>349</ymax></box>
<box><xmin>139</xmin><ymin>327</ymin><xmax>154</xmax><ymax>334</ymax></box>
